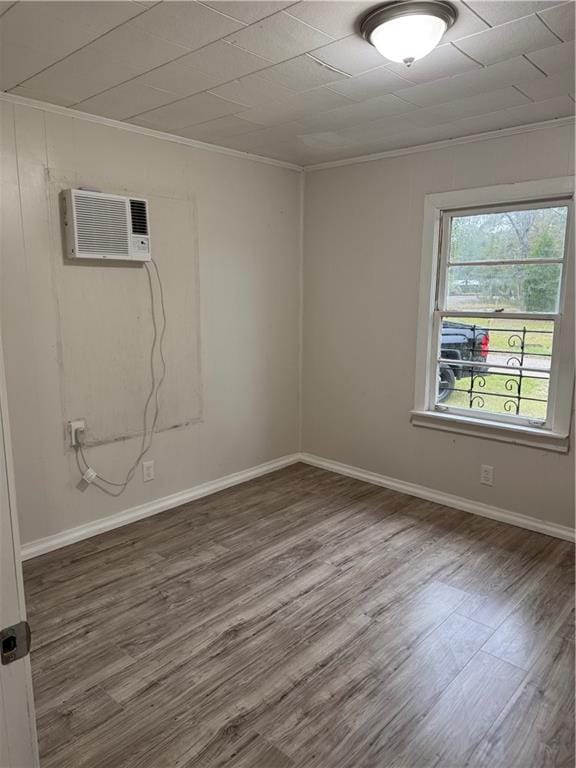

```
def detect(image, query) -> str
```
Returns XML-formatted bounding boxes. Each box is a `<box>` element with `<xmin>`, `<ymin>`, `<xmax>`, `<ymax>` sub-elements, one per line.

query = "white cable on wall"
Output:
<box><xmin>74</xmin><ymin>259</ymin><xmax>167</xmax><ymax>496</ymax></box>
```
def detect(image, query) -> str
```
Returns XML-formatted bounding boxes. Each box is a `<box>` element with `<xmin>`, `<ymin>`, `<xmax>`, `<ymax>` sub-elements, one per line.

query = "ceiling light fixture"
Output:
<box><xmin>360</xmin><ymin>0</ymin><xmax>457</xmax><ymax>67</ymax></box>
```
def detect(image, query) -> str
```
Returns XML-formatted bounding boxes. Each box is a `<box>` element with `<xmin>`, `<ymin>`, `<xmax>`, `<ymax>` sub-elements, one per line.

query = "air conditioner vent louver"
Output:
<box><xmin>75</xmin><ymin>195</ymin><xmax>130</xmax><ymax>256</ymax></box>
<box><xmin>63</xmin><ymin>189</ymin><xmax>151</xmax><ymax>261</ymax></box>
<box><xmin>130</xmin><ymin>199</ymin><xmax>148</xmax><ymax>235</ymax></box>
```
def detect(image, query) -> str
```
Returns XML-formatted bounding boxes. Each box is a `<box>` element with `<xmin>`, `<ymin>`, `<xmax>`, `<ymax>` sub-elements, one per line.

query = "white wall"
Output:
<box><xmin>303</xmin><ymin>123</ymin><xmax>574</xmax><ymax>529</ymax></box>
<box><xmin>1</xmin><ymin>100</ymin><xmax>573</xmax><ymax>546</ymax></box>
<box><xmin>0</xmin><ymin>101</ymin><xmax>301</xmax><ymax>544</ymax></box>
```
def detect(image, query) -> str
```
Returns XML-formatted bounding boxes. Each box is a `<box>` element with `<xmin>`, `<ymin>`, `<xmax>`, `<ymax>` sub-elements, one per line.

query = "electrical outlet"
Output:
<box><xmin>143</xmin><ymin>460</ymin><xmax>155</xmax><ymax>482</ymax></box>
<box><xmin>69</xmin><ymin>419</ymin><xmax>86</xmax><ymax>447</ymax></box>
<box><xmin>480</xmin><ymin>464</ymin><xmax>494</xmax><ymax>486</ymax></box>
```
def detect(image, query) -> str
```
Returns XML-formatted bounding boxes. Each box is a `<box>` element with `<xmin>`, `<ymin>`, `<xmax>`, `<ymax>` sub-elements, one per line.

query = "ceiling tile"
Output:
<box><xmin>133</xmin><ymin>1</ymin><xmax>244</xmax><ymax>49</ymax></box>
<box><xmin>222</xmin><ymin>132</ymin><xmax>309</xmax><ymax>162</ymax></box>
<box><xmin>440</xmin><ymin>111</ymin><xmax>522</xmax><ymax>136</ymax></box>
<box><xmin>300</xmin><ymin>145</ymin><xmax>355</xmax><ymax>163</ymax></box>
<box><xmin>297</xmin><ymin>93</ymin><xmax>418</xmax><ymax>130</ymax></box>
<box><xmin>136</xmin><ymin>60</ymin><xmax>222</xmax><ymax>96</ymax></box>
<box><xmin>258</xmin><ymin>54</ymin><xmax>351</xmax><ymax>91</ymax></box>
<box><xmin>527</xmin><ymin>40</ymin><xmax>575</xmax><ymax>74</ymax></box>
<box><xmin>131</xmin><ymin>91</ymin><xmax>244</xmax><ymax>129</ymax></box>
<box><xmin>517</xmin><ymin>69</ymin><xmax>575</xmax><ymax>99</ymax></box>
<box><xmin>538</xmin><ymin>2</ymin><xmax>575</xmax><ymax>40</ymax></box>
<box><xmin>179</xmin><ymin>41</ymin><xmax>272</xmax><ymax>82</ymax></box>
<box><xmin>284</xmin><ymin>1</ymin><xmax>375</xmax><ymax>39</ymax></box>
<box><xmin>89</xmin><ymin>21</ymin><xmax>193</xmax><ymax>70</ymax></box>
<box><xmin>442</xmin><ymin>1</ymin><xmax>490</xmax><ymax>42</ymax></box>
<box><xmin>482</xmin><ymin>93</ymin><xmax>575</xmax><ymax>126</ymax></box>
<box><xmin>337</xmin><ymin>113</ymin><xmax>419</xmax><ymax>143</ymax></box>
<box><xmin>224</xmin><ymin>10</ymin><xmax>333</xmax><ymax>62</ymax></box>
<box><xmin>0</xmin><ymin>40</ymin><xmax>59</xmax><ymax>91</ymax></box>
<box><xmin>6</xmin><ymin>45</ymin><xmax>143</xmax><ymax>103</ymax></box>
<box><xmin>400</xmin><ymin>104</ymin><xmax>464</xmax><ymax>128</ymax></box>
<box><xmin>395</xmin><ymin>122</ymin><xmax>474</xmax><ymax>147</ymax></box>
<box><xmin>327</xmin><ymin>65</ymin><xmax>411</xmax><ymax>100</ymax></box>
<box><xmin>0</xmin><ymin>1</ymin><xmax>143</xmax><ymax>59</ymax></box>
<box><xmin>46</xmin><ymin>2</ymin><xmax>148</xmax><ymax>36</ymax></box>
<box><xmin>75</xmin><ymin>81</ymin><xmax>177</xmax><ymax>120</ymax></box>
<box><xmin>209</xmin><ymin>73</ymin><xmax>296</xmax><ymax>106</ymax></box>
<box><xmin>394</xmin><ymin>56</ymin><xmax>545</xmax><ymax>107</ymax></box>
<box><xmin>173</xmin><ymin>114</ymin><xmax>259</xmax><ymax>140</ymax></box>
<box><xmin>453</xmin><ymin>84</ymin><xmax>534</xmax><ymax>113</ymax></box>
<box><xmin>382</xmin><ymin>43</ymin><xmax>480</xmax><ymax>84</ymax></box>
<box><xmin>265</xmin><ymin>129</ymin><xmax>336</xmax><ymax>162</ymax></box>
<box><xmin>211</xmin><ymin>124</ymin><xmax>293</xmax><ymax>157</ymax></box>
<box><xmin>296</xmin><ymin>131</ymin><xmax>353</xmax><ymax>150</ymax></box>
<box><xmin>0</xmin><ymin>1</ymin><xmax>145</xmax><ymax>88</ymax></box>
<box><xmin>465</xmin><ymin>1</ymin><xmax>559</xmax><ymax>25</ymax></box>
<box><xmin>235</xmin><ymin>87</ymin><xmax>351</xmax><ymax>125</ymax></box>
<box><xmin>333</xmin><ymin>124</ymin><xmax>444</xmax><ymax>155</ymax></box>
<box><xmin>406</xmin><ymin>86</ymin><xmax>531</xmax><ymax>127</ymax></box>
<box><xmin>312</xmin><ymin>35</ymin><xmax>387</xmax><ymax>75</ymax></box>
<box><xmin>201</xmin><ymin>1</ymin><xmax>296</xmax><ymax>24</ymax></box>
<box><xmin>455</xmin><ymin>15</ymin><xmax>560</xmax><ymax>65</ymax></box>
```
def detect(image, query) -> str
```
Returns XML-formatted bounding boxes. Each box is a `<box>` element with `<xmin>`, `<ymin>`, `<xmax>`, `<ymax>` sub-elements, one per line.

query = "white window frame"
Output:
<box><xmin>412</xmin><ymin>177</ymin><xmax>575</xmax><ymax>453</ymax></box>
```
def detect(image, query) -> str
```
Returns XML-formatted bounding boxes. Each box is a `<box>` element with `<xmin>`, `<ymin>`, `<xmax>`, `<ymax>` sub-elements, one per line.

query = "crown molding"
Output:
<box><xmin>1</xmin><ymin>91</ymin><xmax>573</xmax><ymax>176</ymax></box>
<box><xmin>0</xmin><ymin>91</ymin><xmax>303</xmax><ymax>173</ymax></box>
<box><xmin>303</xmin><ymin>116</ymin><xmax>576</xmax><ymax>172</ymax></box>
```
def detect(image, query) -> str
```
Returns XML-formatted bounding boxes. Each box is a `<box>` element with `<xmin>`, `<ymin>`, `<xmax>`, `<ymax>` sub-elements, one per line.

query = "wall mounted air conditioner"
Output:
<box><xmin>62</xmin><ymin>189</ymin><xmax>151</xmax><ymax>261</ymax></box>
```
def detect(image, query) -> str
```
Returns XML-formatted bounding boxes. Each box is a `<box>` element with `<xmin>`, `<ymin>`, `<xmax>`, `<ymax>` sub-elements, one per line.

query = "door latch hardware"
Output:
<box><xmin>0</xmin><ymin>621</ymin><xmax>31</xmax><ymax>665</ymax></box>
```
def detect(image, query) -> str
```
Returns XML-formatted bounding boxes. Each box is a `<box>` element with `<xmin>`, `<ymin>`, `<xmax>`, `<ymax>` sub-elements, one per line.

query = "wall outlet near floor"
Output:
<box><xmin>142</xmin><ymin>460</ymin><xmax>155</xmax><ymax>482</ymax></box>
<box><xmin>480</xmin><ymin>464</ymin><xmax>494</xmax><ymax>486</ymax></box>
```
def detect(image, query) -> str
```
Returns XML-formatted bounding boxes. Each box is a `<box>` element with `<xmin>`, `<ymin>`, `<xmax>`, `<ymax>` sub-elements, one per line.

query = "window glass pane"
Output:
<box><xmin>445</xmin><ymin>263</ymin><xmax>562</xmax><ymax>313</ymax></box>
<box><xmin>436</xmin><ymin>317</ymin><xmax>553</xmax><ymax>421</ymax></box>
<box><xmin>449</xmin><ymin>206</ymin><xmax>568</xmax><ymax>263</ymax></box>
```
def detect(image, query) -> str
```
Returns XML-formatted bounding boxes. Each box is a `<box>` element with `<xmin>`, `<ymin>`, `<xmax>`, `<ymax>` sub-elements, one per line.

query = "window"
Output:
<box><xmin>413</xmin><ymin>179</ymin><xmax>574</xmax><ymax>452</ymax></box>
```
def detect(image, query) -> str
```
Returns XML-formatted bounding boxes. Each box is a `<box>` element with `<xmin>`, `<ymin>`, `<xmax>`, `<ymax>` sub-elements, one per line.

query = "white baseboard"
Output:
<box><xmin>21</xmin><ymin>450</ymin><xmax>574</xmax><ymax>560</ymax></box>
<box><xmin>20</xmin><ymin>454</ymin><xmax>301</xmax><ymax>560</ymax></box>
<box><xmin>300</xmin><ymin>453</ymin><xmax>575</xmax><ymax>543</ymax></box>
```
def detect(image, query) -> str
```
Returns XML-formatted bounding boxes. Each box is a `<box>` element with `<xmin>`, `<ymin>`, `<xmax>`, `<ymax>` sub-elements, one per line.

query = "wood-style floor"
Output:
<box><xmin>24</xmin><ymin>463</ymin><xmax>574</xmax><ymax>768</ymax></box>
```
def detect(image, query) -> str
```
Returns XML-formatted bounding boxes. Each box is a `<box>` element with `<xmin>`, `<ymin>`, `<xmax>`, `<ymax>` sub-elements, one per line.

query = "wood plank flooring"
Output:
<box><xmin>23</xmin><ymin>463</ymin><xmax>575</xmax><ymax>768</ymax></box>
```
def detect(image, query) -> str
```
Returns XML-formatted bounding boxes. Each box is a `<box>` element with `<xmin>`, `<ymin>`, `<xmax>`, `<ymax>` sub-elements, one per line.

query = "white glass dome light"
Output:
<box><xmin>360</xmin><ymin>1</ymin><xmax>457</xmax><ymax>67</ymax></box>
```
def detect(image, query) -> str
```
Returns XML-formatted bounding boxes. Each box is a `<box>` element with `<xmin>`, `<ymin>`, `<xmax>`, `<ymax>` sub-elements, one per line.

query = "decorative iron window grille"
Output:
<box><xmin>436</xmin><ymin>324</ymin><xmax>552</xmax><ymax>418</ymax></box>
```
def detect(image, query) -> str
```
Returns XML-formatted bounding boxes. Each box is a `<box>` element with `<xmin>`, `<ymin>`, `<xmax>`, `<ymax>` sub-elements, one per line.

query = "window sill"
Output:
<box><xmin>410</xmin><ymin>410</ymin><xmax>570</xmax><ymax>453</ymax></box>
